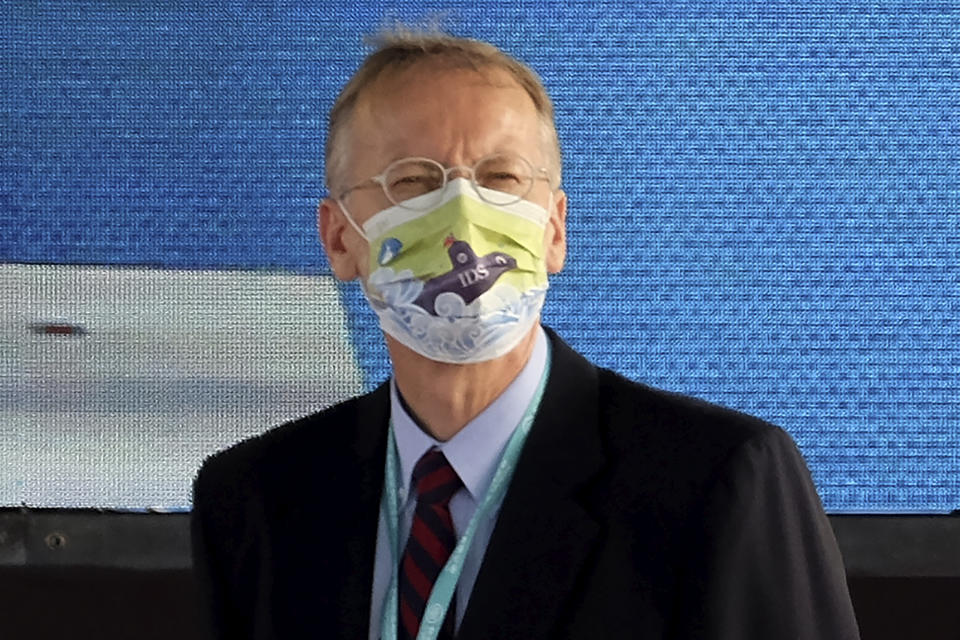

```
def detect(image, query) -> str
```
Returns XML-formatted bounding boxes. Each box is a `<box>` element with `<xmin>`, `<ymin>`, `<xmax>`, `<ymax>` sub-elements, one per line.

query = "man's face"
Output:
<box><xmin>320</xmin><ymin>64</ymin><xmax>567</xmax><ymax>282</ymax></box>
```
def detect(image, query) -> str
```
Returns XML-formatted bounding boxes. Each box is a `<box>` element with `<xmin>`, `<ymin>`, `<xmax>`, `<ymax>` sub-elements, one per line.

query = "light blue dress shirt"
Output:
<box><xmin>368</xmin><ymin>326</ymin><xmax>549</xmax><ymax>639</ymax></box>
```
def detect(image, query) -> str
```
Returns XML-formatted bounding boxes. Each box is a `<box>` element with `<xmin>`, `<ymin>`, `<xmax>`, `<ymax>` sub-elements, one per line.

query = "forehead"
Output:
<box><xmin>346</xmin><ymin>63</ymin><xmax>543</xmax><ymax>167</ymax></box>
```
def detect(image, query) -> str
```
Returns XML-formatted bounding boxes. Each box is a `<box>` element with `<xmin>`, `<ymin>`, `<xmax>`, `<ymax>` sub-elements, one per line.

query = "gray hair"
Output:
<box><xmin>325</xmin><ymin>26</ymin><xmax>562</xmax><ymax>194</ymax></box>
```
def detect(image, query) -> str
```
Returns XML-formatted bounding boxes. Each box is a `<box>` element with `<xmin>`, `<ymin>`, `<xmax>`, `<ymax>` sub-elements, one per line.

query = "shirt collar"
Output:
<box><xmin>390</xmin><ymin>326</ymin><xmax>549</xmax><ymax>502</ymax></box>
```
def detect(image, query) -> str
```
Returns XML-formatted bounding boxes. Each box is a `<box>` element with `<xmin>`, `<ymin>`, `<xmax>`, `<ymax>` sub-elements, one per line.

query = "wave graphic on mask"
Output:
<box><xmin>358</xmin><ymin>178</ymin><xmax>550</xmax><ymax>364</ymax></box>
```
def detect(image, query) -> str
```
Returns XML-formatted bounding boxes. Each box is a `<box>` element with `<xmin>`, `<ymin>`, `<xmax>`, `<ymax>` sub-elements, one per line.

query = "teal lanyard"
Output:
<box><xmin>378</xmin><ymin>347</ymin><xmax>551</xmax><ymax>640</ymax></box>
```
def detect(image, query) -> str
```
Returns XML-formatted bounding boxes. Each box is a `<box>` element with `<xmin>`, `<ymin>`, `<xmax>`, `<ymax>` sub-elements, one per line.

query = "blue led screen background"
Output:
<box><xmin>1</xmin><ymin>1</ymin><xmax>958</xmax><ymax>512</ymax></box>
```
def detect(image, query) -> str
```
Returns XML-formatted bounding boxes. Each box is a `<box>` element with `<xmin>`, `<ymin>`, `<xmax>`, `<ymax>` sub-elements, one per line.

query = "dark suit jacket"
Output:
<box><xmin>192</xmin><ymin>329</ymin><xmax>860</xmax><ymax>639</ymax></box>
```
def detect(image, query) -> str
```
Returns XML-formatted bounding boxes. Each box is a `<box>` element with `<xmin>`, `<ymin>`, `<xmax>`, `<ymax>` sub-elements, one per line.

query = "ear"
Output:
<box><xmin>318</xmin><ymin>198</ymin><xmax>363</xmax><ymax>281</ymax></box>
<box><xmin>544</xmin><ymin>188</ymin><xmax>567</xmax><ymax>274</ymax></box>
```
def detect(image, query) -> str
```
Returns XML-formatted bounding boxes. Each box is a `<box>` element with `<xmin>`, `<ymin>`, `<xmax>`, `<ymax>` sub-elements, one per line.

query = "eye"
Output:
<box><xmin>390</xmin><ymin>174</ymin><xmax>426</xmax><ymax>186</ymax></box>
<box><xmin>384</xmin><ymin>160</ymin><xmax>445</xmax><ymax>202</ymax></box>
<box><xmin>389</xmin><ymin>174</ymin><xmax>439</xmax><ymax>190</ymax></box>
<box><xmin>489</xmin><ymin>171</ymin><xmax>521</xmax><ymax>182</ymax></box>
<box><xmin>495</xmin><ymin>255</ymin><xmax>507</xmax><ymax>265</ymax></box>
<box><xmin>479</xmin><ymin>171</ymin><xmax>522</xmax><ymax>188</ymax></box>
<box><xmin>474</xmin><ymin>154</ymin><xmax>534</xmax><ymax>196</ymax></box>
<box><xmin>456</xmin><ymin>252</ymin><xmax>468</xmax><ymax>264</ymax></box>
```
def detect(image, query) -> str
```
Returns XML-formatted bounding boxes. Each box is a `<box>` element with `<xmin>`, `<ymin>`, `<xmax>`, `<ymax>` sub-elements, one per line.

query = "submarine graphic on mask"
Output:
<box><xmin>413</xmin><ymin>235</ymin><xmax>518</xmax><ymax>315</ymax></box>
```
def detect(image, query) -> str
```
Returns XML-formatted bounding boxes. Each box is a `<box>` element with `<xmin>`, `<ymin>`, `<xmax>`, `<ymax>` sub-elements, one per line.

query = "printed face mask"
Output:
<box><xmin>349</xmin><ymin>178</ymin><xmax>551</xmax><ymax>364</ymax></box>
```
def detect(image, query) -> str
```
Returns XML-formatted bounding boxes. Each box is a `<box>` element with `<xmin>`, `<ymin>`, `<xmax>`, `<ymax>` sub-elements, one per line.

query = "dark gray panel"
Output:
<box><xmin>2</xmin><ymin>510</ymin><xmax>960</xmax><ymax>578</ymax></box>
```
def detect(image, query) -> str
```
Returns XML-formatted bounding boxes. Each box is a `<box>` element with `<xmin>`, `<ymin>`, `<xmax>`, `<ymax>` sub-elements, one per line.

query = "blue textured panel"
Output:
<box><xmin>2</xmin><ymin>1</ymin><xmax>958</xmax><ymax>512</ymax></box>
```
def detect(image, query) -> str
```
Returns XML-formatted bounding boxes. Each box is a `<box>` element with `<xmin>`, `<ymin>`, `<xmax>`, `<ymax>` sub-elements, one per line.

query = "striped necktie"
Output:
<box><xmin>398</xmin><ymin>448</ymin><xmax>462</xmax><ymax>640</ymax></box>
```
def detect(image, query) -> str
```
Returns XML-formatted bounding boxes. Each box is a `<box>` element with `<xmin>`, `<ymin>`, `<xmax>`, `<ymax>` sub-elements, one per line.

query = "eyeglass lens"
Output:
<box><xmin>383</xmin><ymin>154</ymin><xmax>536</xmax><ymax>208</ymax></box>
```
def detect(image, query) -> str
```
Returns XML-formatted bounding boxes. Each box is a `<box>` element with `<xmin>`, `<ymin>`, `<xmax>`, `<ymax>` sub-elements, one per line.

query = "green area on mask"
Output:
<box><xmin>370</xmin><ymin>195</ymin><xmax>549</xmax><ymax>289</ymax></box>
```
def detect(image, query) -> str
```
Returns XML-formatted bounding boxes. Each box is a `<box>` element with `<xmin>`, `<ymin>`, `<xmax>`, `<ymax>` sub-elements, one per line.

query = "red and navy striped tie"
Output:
<box><xmin>398</xmin><ymin>448</ymin><xmax>462</xmax><ymax>640</ymax></box>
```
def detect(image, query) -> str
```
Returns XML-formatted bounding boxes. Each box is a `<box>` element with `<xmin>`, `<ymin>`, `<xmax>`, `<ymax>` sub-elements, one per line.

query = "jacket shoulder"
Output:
<box><xmin>593</xmin><ymin>366</ymin><xmax>797</xmax><ymax>515</ymax></box>
<box><xmin>193</xmin><ymin>384</ymin><xmax>387</xmax><ymax>500</ymax></box>
<box><xmin>597</xmin><ymin>366</ymin><xmax>778</xmax><ymax>451</ymax></box>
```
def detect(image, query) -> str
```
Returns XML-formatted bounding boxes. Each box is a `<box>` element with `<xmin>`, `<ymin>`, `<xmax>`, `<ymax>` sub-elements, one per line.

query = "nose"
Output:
<box><xmin>441</xmin><ymin>165</ymin><xmax>479</xmax><ymax>196</ymax></box>
<box><xmin>444</xmin><ymin>165</ymin><xmax>474</xmax><ymax>181</ymax></box>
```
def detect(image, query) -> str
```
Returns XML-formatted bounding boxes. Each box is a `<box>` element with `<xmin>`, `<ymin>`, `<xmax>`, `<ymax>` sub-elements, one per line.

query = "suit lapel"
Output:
<box><xmin>457</xmin><ymin>331</ymin><xmax>606</xmax><ymax>640</ymax></box>
<box><xmin>276</xmin><ymin>382</ymin><xmax>389</xmax><ymax>640</ymax></box>
<box><xmin>303</xmin><ymin>331</ymin><xmax>603</xmax><ymax>638</ymax></box>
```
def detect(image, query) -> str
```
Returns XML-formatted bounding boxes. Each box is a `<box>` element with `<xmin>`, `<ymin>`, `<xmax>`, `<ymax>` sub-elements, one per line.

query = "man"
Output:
<box><xmin>192</xmin><ymin>30</ymin><xmax>860</xmax><ymax>639</ymax></box>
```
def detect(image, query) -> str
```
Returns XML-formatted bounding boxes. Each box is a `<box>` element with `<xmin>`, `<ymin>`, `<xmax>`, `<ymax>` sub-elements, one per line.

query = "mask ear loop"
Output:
<box><xmin>335</xmin><ymin>198</ymin><xmax>370</xmax><ymax>243</ymax></box>
<box><xmin>536</xmin><ymin>190</ymin><xmax>555</xmax><ymax>230</ymax></box>
<box><xmin>334</xmin><ymin>197</ymin><xmax>381</xmax><ymax>300</ymax></box>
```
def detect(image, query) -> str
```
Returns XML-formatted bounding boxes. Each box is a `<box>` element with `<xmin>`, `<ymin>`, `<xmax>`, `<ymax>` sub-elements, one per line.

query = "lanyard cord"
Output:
<box><xmin>378</xmin><ymin>347</ymin><xmax>552</xmax><ymax>640</ymax></box>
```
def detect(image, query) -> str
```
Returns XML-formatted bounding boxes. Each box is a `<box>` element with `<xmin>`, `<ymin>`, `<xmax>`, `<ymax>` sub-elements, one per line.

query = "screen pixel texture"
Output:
<box><xmin>2</xmin><ymin>1</ymin><xmax>958</xmax><ymax>512</ymax></box>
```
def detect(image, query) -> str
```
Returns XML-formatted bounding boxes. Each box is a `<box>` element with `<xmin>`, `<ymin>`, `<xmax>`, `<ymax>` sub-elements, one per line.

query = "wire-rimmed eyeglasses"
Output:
<box><xmin>336</xmin><ymin>153</ymin><xmax>554</xmax><ymax>210</ymax></box>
